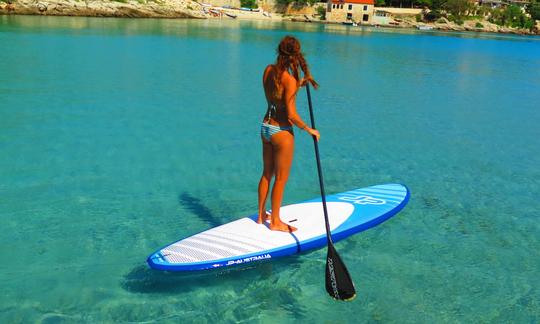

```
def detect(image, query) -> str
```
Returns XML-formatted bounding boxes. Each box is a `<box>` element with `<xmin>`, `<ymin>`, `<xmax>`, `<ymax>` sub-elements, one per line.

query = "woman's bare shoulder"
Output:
<box><xmin>263</xmin><ymin>64</ymin><xmax>274</xmax><ymax>81</ymax></box>
<box><xmin>264</xmin><ymin>64</ymin><xmax>275</xmax><ymax>75</ymax></box>
<box><xmin>280</xmin><ymin>70</ymin><xmax>297</xmax><ymax>87</ymax></box>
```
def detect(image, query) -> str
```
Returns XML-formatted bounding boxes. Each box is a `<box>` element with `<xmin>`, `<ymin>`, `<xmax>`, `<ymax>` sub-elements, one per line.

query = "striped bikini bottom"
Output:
<box><xmin>260</xmin><ymin>123</ymin><xmax>293</xmax><ymax>141</ymax></box>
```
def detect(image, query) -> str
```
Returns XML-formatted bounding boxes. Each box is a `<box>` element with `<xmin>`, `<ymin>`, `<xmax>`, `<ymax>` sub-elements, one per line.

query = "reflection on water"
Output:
<box><xmin>3</xmin><ymin>15</ymin><xmax>540</xmax><ymax>42</ymax></box>
<box><xmin>122</xmin><ymin>256</ymin><xmax>303</xmax><ymax>294</ymax></box>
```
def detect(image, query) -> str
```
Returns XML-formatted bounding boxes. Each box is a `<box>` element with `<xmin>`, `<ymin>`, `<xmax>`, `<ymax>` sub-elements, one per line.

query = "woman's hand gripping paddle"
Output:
<box><xmin>306</xmin><ymin>84</ymin><xmax>356</xmax><ymax>301</ymax></box>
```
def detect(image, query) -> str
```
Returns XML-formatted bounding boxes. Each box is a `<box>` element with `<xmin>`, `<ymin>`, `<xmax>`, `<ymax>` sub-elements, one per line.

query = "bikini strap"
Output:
<box><xmin>266</xmin><ymin>102</ymin><xmax>277</xmax><ymax>122</ymax></box>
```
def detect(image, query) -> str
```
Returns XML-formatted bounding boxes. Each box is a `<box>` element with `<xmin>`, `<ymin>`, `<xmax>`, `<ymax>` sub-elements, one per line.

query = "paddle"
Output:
<box><xmin>305</xmin><ymin>84</ymin><xmax>356</xmax><ymax>301</ymax></box>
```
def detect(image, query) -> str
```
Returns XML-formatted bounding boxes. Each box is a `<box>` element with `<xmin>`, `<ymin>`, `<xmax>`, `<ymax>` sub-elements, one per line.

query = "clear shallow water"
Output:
<box><xmin>1</xmin><ymin>15</ymin><xmax>539</xmax><ymax>323</ymax></box>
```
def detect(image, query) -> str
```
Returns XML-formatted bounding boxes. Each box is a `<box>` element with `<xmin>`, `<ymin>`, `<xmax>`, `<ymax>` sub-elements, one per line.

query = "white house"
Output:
<box><xmin>326</xmin><ymin>0</ymin><xmax>375</xmax><ymax>24</ymax></box>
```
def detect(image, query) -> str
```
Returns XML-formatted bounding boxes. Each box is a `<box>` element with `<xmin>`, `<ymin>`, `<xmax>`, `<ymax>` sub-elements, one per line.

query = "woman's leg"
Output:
<box><xmin>257</xmin><ymin>138</ymin><xmax>274</xmax><ymax>223</ymax></box>
<box><xmin>269</xmin><ymin>130</ymin><xmax>297</xmax><ymax>232</ymax></box>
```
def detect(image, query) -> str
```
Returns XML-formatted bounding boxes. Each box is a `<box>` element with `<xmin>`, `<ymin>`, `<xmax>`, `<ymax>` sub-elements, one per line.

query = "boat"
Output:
<box><xmin>342</xmin><ymin>21</ymin><xmax>358</xmax><ymax>26</ymax></box>
<box><xmin>206</xmin><ymin>8</ymin><xmax>221</xmax><ymax>17</ymax></box>
<box><xmin>225</xmin><ymin>12</ymin><xmax>237</xmax><ymax>18</ymax></box>
<box><xmin>417</xmin><ymin>25</ymin><xmax>434</xmax><ymax>30</ymax></box>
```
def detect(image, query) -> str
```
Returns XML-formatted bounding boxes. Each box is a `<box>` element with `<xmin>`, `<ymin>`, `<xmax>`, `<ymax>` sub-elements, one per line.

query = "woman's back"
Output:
<box><xmin>262</xmin><ymin>64</ymin><xmax>295</xmax><ymax>126</ymax></box>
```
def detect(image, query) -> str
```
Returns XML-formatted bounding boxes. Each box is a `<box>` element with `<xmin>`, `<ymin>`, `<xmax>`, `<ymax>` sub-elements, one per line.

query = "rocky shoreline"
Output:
<box><xmin>1</xmin><ymin>0</ymin><xmax>538</xmax><ymax>36</ymax></box>
<box><xmin>0</xmin><ymin>0</ymin><xmax>205</xmax><ymax>19</ymax></box>
<box><xmin>382</xmin><ymin>16</ymin><xmax>540</xmax><ymax>36</ymax></box>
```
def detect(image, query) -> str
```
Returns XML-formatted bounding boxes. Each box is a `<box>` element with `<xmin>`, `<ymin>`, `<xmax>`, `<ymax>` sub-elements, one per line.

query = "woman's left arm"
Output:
<box><xmin>284</xmin><ymin>76</ymin><xmax>320</xmax><ymax>141</ymax></box>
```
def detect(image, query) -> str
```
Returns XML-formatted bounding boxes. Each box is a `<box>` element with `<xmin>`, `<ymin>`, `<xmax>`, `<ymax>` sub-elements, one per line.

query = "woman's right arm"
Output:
<box><xmin>283</xmin><ymin>75</ymin><xmax>320</xmax><ymax>141</ymax></box>
<box><xmin>262</xmin><ymin>65</ymin><xmax>273</xmax><ymax>103</ymax></box>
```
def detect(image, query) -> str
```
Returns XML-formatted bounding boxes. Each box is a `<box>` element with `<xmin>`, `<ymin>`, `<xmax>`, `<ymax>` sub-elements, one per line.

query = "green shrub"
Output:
<box><xmin>488</xmin><ymin>5</ymin><xmax>534</xmax><ymax>29</ymax></box>
<box><xmin>317</xmin><ymin>5</ymin><xmax>326</xmax><ymax>20</ymax></box>
<box><xmin>240</xmin><ymin>0</ymin><xmax>257</xmax><ymax>8</ymax></box>
<box><xmin>443</xmin><ymin>0</ymin><xmax>471</xmax><ymax>17</ymax></box>
<box><xmin>424</xmin><ymin>10</ymin><xmax>442</xmax><ymax>22</ymax></box>
<box><xmin>277</xmin><ymin>0</ymin><xmax>317</xmax><ymax>5</ymax></box>
<box><xmin>448</xmin><ymin>15</ymin><xmax>464</xmax><ymax>25</ymax></box>
<box><xmin>528</xmin><ymin>0</ymin><xmax>540</xmax><ymax>21</ymax></box>
<box><xmin>488</xmin><ymin>5</ymin><xmax>535</xmax><ymax>29</ymax></box>
<box><xmin>416</xmin><ymin>13</ymin><xmax>422</xmax><ymax>22</ymax></box>
<box><xmin>523</xmin><ymin>19</ymin><xmax>535</xmax><ymax>29</ymax></box>
<box><xmin>475</xmin><ymin>22</ymin><xmax>483</xmax><ymax>28</ymax></box>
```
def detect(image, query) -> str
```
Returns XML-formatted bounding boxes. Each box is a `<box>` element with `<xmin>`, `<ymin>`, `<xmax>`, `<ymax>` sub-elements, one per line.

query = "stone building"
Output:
<box><xmin>477</xmin><ymin>0</ymin><xmax>530</xmax><ymax>8</ymax></box>
<box><xmin>326</xmin><ymin>0</ymin><xmax>375</xmax><ymax>24</ymax></box>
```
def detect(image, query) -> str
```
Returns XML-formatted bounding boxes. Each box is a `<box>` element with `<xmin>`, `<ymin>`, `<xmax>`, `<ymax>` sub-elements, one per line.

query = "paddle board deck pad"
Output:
<box><xmin>147</xmin><ymin>183</ymin><xmax>409</xmax><ymax>271</ymax></box>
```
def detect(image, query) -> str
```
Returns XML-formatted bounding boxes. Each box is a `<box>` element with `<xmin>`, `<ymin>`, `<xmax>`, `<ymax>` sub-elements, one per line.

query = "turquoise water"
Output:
<box><xmin>1</xmin><ymin>15</ymin><xmax>539</xmax><ymax>322</ymax></box>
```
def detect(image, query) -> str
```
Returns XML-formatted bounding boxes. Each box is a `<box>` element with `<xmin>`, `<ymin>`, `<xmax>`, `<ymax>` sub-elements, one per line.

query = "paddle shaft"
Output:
<box><xmin>305</xmin><ymin>84</ymin><xmax>333</xmax><ymax>245</ymax></box>
<box><xmin>305</xmin><ymin>84</ymin><xmax>356</xmax><ymax>301</ymax></box>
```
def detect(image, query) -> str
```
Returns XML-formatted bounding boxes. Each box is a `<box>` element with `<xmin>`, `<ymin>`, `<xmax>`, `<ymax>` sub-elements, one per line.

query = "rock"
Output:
<box><xmin>438</xmin><ymin>17</ymin><xmax>450</xmax><ymax>24</ymax></box>
<box><xmin>0</xmin><ymin>0</ymin><xmax>205</xmax><ymax>18</ymax></box>
<box><xmin>37</xmin><ymin>2</ymin><xmax>48</xmax><ymax>12</ymax></box>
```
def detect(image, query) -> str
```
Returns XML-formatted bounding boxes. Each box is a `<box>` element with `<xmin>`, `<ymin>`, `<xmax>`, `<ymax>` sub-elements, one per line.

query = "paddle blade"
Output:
<box><xmin>325</xmin><ymin>243</ymin><xmax>356</xmax><ymax>301</ymax></box>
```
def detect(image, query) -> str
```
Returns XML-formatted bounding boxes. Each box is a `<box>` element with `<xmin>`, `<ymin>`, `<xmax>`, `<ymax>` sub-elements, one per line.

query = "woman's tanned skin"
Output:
<box><xmin>257</xmin><ymin>36</ymin><xmax>320</xmax><ymax>233</ymax></box>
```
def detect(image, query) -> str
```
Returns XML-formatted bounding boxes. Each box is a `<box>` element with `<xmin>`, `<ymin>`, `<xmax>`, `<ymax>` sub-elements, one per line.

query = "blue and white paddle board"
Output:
<box><xmin>147</xmin><ymin>183</ymin><xmax>409</xmax><ymax>271</ymax></box>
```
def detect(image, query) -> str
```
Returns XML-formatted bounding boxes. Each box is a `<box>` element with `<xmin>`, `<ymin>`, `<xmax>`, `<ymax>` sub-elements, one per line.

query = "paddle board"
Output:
<box><xmin>147</xmin><ymin>183</ymin><xmax>409</xmax><ymax>271</ymax></box>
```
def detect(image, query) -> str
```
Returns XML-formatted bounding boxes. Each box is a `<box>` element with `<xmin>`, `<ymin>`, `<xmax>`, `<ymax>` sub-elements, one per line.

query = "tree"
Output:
<box><xmin>528</xmin><ymin>0</ymin><xmax>540</xmax><ymax>21</ymax></box>
<box><xmin>416</xmin><ymin>0</ymin><xmax>432</xmax><ymax>8</ymax></box>
<box><xmin>430</xmin><ymin>0</ymin><xmax>446</xmax><ymax>10</ymax></box>
<box><xmin>317</xmin><ymin>5</ymin><xmax>326</xmax><ymax>19</ymax></box>
<box><xmin>444</xmin><ymin>0</ymin><xmax>471</xmax><ymax>17</ymax></box>
<box><xmin>240</xmin><ymin>0</ymin><xmax>258</xmax><ymax>8</ymax></box>
<box><xmin>277</xmin><ymin>0</ymin><xmax>318</xmax><ymax>5</ymax></box>
<box><xmin>489</xmin><ymin>5</ymin><xmax>535</xmax><ymax>29</ymax></box>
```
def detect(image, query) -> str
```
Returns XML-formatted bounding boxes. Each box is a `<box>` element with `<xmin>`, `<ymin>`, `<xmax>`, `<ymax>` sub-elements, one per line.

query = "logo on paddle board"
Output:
<box><xmin>226</xmin><ymin>253</ymin><xmax>272</xmax><ymax>266</ymax></box>
<box><xmin>337</xmin><ymin>194</ymin><xmax>386</xmax><ymax>205</ymax></box>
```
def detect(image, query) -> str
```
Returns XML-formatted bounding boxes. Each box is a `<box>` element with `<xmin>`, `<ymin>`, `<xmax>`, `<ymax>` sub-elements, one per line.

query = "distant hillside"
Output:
<box><xmin>0</xmin><ymin>0</ymin><xmax>205</xmax><ymax>18</ymax></box>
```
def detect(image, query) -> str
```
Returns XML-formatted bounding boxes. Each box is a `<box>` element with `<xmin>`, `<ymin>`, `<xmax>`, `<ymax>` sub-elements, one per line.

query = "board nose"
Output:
<box><xmin>147</xmin><ymin>252</ymin><xmax>167</xmax><ymax>269</ymax></box>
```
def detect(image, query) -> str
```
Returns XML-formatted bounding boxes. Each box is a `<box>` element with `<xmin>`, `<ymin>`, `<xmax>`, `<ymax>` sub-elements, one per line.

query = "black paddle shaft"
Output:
<box><xmin>306</xmin><ymin>84</ymin><xmax>356</xmax><ymax>301</ymax></box>
<box><xmin>305</xmin><ymin>84</ymin><xmax>333</xmax><ymax>244</ymax></box>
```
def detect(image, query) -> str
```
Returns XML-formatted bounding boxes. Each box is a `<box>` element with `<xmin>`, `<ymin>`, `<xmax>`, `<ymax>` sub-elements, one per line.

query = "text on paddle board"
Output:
<box><xmin>226</xmin><ymin>253</ymin><xmax>272</xmax><ymax>266</ymax></box>
<box><xmin>337</xmin><ymin>194</ymin><xmax>386</xmax><ymax>205</ymax></box>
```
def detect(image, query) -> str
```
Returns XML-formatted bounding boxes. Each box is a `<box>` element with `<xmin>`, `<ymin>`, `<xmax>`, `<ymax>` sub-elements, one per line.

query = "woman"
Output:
<box><xmin>257</xmin><ymin>36</ymin><xmax>320</xmax><ymax>233</ymax></box>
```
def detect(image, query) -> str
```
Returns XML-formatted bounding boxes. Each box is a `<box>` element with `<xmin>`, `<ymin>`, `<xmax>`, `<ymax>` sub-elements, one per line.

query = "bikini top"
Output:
<box><xmin>265</xmin><ymin>102</ymin><xmax>278</xmax><ymax>122</ymax></box>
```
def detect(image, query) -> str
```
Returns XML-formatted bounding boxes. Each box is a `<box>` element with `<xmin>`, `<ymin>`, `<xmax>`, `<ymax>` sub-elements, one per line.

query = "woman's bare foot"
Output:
<box><xmin>269</xmin><ymin>220</ymin><xmax>297</xmax><ymax>232</ymax></box>
<box><xmin>257</xmin><ymin>211</ymin><xmax>271</xmax><ymax>224</ymax></box>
